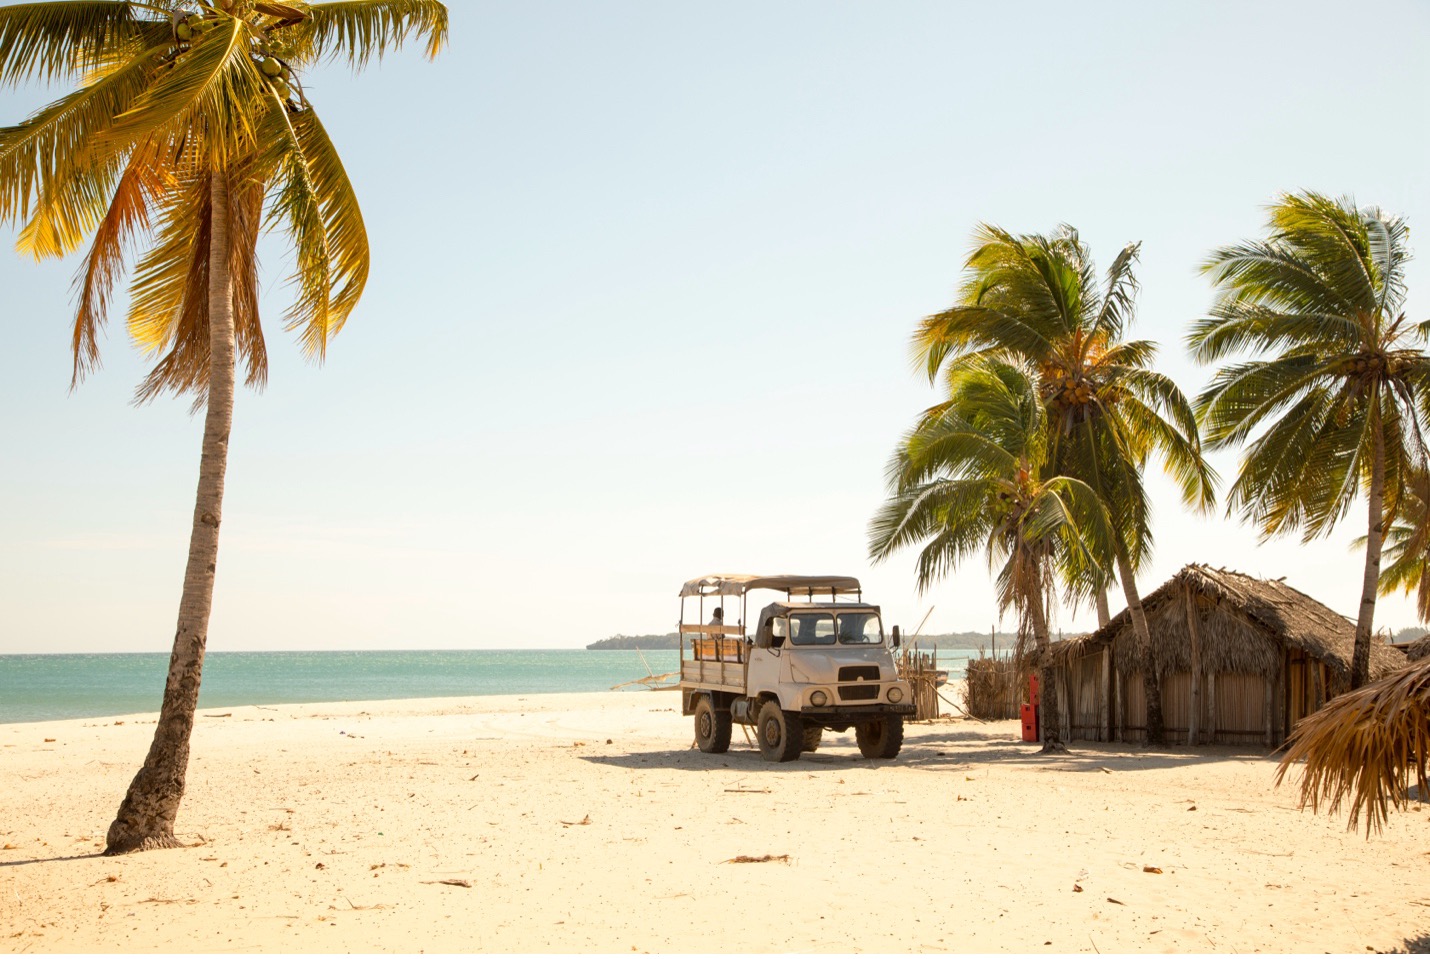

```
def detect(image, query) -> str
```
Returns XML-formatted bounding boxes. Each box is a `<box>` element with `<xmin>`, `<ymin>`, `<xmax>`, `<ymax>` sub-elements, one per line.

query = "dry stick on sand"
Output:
<box><xmin>723</xmin><ymin>854</ymin><xmax>790</xmax><ymax>864</ymax></box>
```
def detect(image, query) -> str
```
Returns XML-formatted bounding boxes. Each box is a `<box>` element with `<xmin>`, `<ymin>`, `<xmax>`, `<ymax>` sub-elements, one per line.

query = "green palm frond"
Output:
<box><xmin>0</xmin><ymin>39</ymin><xmax>160</xmax><ymax>228</ymax></box>
<box><xmin>281</xmin><ymin>0</ymin><xmax>448</xmax><ymax>67</ymax></box>
<box><xmin>0</xmin><ymin>1</ymin><xmax>152</xmax><ymax>85</ymax></box>
<box><xmin>104</xmin><ymin>16</ymin><xmax>271</xmax><ymax>168</ymax></box>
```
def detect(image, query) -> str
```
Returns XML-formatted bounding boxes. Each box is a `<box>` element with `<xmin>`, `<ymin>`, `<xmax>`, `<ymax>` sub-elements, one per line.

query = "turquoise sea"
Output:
<box><xmin>0</xmin><ymin>648</ymin><xmax>976</xmax><ymax>725</ymax></box>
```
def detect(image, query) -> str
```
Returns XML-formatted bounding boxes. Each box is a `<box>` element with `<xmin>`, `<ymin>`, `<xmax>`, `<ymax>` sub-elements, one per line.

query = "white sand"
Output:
<box><xmin>1</xmin><ymin>691</ymin><xmax>1426</xmax><ymax>953</ymax></box>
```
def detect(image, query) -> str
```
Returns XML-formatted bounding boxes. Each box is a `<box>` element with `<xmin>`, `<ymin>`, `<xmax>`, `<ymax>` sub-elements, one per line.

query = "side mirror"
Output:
<box><xmin>891</xmin><ymin>625</ymin><xmax>901</xmax><ymax>648</ymax></box>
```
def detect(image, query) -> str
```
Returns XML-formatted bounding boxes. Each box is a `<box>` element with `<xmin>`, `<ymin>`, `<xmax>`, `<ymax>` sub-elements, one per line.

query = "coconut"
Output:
<box><xmin>261</xmin><ymin>57</ymin><xmax>282</xmax><ymax>77</ymax></box>
<box><xmin>274</xmin><ymin>80</ymin><xmax>292</xmax><ymax>100</ymax></box>
<box><xmin>176</xmin><ymin>22</ymin><xmax>193</xmax><ymax>41</ymax></box>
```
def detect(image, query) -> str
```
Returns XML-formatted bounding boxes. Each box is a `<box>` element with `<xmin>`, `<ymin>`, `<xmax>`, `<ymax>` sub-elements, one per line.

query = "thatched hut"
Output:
<box><xmin>1043</xmin><ymin>565</ymin><xmax>1406</xmax><ymax>747</ymax></box>
<box><xmin>1404</xmin><ymin>635</ymin><xmax>1430</xmax><ymax>663</ymax></box>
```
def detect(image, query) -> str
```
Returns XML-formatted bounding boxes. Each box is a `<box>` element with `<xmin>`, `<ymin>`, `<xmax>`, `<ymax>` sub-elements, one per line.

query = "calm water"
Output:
<box><xmin>0</xmin><ymin>649</ymin><xmax>687</xmax><ymax>725</ymax></box>
<box><xmin>0</xmin><ymin>648</ymin><xmax>977</xmax><ymax>725</ymax></box>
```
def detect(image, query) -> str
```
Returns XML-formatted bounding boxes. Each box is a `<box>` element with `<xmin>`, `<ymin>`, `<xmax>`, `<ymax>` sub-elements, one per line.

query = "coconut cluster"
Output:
<box><xmin>169</xmin><ymin>6</ymin><xmax>300</xmax><ymax>107</ymax></box>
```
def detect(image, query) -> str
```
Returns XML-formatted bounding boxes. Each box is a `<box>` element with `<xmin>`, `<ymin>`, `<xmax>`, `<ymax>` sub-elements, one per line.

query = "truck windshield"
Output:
<box><xmin>836</xmin><ymin>612</ymin><xmax>883</xmax><ymax>645</ymax></box>
<box><xmin>788</xmin><ymin>613</ymin><xmax>835</xmax><ymax>646</ymax></box>
<box><xmin>786</xmin><ymin>612</ymin><xmax>883</xmax><ymax>645</ymax></box>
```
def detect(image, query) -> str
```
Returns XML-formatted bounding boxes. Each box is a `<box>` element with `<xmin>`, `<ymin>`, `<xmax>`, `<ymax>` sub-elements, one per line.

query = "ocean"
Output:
<box><xmin>0</xmin><ymin>648</ymin><xmax>976</xmax><ymax>725</ymax></box>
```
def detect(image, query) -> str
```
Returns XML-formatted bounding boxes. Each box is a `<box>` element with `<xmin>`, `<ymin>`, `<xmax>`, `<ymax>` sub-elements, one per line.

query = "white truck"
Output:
<box><xmin>677</xmin><ymin>574</ymin><xmax>914</xmax><ymax>762</ymax></box>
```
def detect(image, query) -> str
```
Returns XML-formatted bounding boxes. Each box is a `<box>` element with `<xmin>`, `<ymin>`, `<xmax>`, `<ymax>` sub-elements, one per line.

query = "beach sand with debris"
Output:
<box><xmin>1</xmin><ymin>690</ymin><xmax>1425</xmax><ymax>953</ymax></box>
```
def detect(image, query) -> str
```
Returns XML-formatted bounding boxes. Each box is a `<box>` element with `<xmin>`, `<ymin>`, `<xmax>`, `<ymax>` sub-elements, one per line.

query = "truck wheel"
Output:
<box><xmin>694</xmin><ymin>696</ymin><xmax>731</xmax><ymax>754</ymax></box>
<box><xmin>856</xmin><ymin>716</ymin><xmax>904</xmax><ymax>759</ymax></box>
<box><xmin>801</xmin><ymin>726</ymin><xmax>823</xmax><ymax>752</ymax></box>
<box><xmin>756</xmin><ymin>700</ymin><xmax>803</xmax><ymax>762</ymax></box>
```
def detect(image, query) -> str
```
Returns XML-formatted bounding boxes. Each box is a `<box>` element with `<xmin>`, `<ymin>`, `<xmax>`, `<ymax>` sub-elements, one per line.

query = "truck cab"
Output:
<box><xmin>677</xmin><ymin>574</ymin><xmax>914</xmax><ymax>762</ymax></box>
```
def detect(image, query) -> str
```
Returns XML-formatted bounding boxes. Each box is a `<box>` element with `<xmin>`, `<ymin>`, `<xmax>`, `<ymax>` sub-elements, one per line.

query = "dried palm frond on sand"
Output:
<box><xmin>1277</xmin><ymin>659</ymin><xmax>1430</xmax><ymax>834</ymax></box>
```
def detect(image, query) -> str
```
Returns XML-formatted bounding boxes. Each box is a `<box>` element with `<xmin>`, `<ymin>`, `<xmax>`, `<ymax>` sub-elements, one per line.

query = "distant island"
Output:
<box><xmin>587</xmin><ymin>631</ymin><xmax>1019</xmax><ymax>651</ymax></box>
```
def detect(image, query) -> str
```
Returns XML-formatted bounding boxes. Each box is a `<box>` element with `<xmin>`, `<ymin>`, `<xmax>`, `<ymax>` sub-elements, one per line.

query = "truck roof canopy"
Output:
<box><xmin>679</xmin><ymin>574</ymin><xmax>862</xmax><ymax>598</ymax></box>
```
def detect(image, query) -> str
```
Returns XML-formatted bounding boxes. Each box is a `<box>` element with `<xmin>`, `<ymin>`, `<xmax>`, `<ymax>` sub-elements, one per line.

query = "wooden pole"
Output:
<box><xmin>1183</xmin><ymin>584</ymin><xmax>1203</xmax><ymax>746</ymax></box>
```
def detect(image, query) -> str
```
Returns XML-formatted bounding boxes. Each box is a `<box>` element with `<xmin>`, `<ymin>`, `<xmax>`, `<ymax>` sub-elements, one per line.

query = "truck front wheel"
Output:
<box><xmin>756</xmin><ymin>701</ymin><xmax>803</xmax><ymax>762</ymax></box>
<box><xmin>694</xmin><ymin>696</ymin><xmax>732</xmax><ymax>754</ymax></box>
<box><xmin>856</xmin><ymin>716</ymin><xmax>904</xmax><ymax>759</ymax></box>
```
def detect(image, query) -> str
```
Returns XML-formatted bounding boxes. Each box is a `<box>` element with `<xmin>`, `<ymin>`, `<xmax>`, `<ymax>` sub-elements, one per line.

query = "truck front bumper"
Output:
<box><xmin>798</xmin><ymin>704</ymin><xmax>916</xmax><ymax>724</ymax></box>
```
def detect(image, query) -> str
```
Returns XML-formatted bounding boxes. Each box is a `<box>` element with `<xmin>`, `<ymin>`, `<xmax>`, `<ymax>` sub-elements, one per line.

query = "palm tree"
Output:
<box><xmin>0</xmin><ymin>0</ymin><xmax>447</xmax><ymax>854</ymax></box>
<box><xmin>869</xmin><ymin>361</ymin><xmax>1115</xmax><ymax>751</ymax></box>
<box><xmin>913</xmin><ymin>225</ymin><xmax>1215</xmax><ymax>745</ymax></box>
<box><xmin>1374</xmin><ymin>465</ymin><xmax>1430</xmax><ymax>623</ymax></box>
<box><xmin>1191</xmin><ymin>192</ymin><xmax>1430</xmax><ymax>691</ymax></box>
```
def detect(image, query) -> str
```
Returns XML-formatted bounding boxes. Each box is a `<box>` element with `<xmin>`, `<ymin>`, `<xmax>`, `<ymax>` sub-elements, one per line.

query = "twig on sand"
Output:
<box><xmin>420</xmin><ymin>879</ymin><xmax>472</xmax><ymax>888</ymax></box>
<box><xmin>560</xmin><ymin>815</ymin><xmax>592</xmax><ymax>826</ymax></box>
<box><xmin>723</xmin><ymin>854</ymin><xmax>790</xmax><ymax>864</ymax></box>
<box><xmin>724</xmin><ymin>788</ymin><xmax>770</xmax><ymax>794</ymax></box>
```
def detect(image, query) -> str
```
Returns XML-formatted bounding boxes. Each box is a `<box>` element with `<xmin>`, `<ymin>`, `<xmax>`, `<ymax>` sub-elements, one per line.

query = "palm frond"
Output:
<box><xmin>281</xmin><ymin>0</ymin><xmax>448</xmax><ymax>68</ymax></box>
<box><xmin>0</xmin><ymin>0</ymin><xmax>153</xmax><ymax>85</ymax></box>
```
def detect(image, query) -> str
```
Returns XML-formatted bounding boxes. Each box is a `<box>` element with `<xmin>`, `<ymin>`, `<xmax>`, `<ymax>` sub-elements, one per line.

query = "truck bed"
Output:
<box><xmin>680</xmin><ymin>659</ymin><xmax>745</xmax><ymax>692</ymax></box>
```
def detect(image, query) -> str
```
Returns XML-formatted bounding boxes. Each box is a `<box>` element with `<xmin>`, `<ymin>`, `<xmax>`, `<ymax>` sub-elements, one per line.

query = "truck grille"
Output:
<box><xmin>838</xmin><ymin>665</ymin><xmax>880</xmax><ymax>682</ymax></box>
<box><xmin>838</xmin><ymin>685</ymin><xmax>879</xmax><ymax>701</ymax></box>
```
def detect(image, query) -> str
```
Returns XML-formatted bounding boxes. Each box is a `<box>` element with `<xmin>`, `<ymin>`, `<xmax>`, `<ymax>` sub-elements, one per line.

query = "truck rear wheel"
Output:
<box><xmin>856</xmin><ymin>716</ymin><xmax>904</xmax><ymax>759</ymax></box>
<box><xmin>694</xmin><ymin>696</ymin><xmax>731</xmax><ymax>754</ymax></box>
<box><xmin>801</xmin><ymin>725</ymin><xmax>823</xmax><ymax>752</ymax></box>
<box><xmin>756</xmin><ymin>700</ymin><xmax>803</xmax><ymax>762</ymax></box>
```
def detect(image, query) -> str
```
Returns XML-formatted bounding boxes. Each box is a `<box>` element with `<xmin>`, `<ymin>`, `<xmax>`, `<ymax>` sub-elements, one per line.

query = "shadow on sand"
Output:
<box><xmin>580</xmin><ymin>722</ymin><xmax>1278</xmax><ymax>774</ymax></box>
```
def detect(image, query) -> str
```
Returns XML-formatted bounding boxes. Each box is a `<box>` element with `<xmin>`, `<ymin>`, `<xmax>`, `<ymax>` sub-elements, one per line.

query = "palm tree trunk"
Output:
<box><xmin>1026</xmin><ymin>579</ymin><xmax>1064</xmax><ymax>752</ymax></box>
<box><xmin>1114</xmin><ymin>546</ymin><xmax>1164</xmax><ymax>746</ymax></box>
<box><xmin>1352</xmin><ymin>413</ymin><xmax>1387</xmax><ymax>690</ymax></box>
<box><xmin>106</xmin><ymin>172</ymin><xmax>235</xmax><ymax>856</ymax></box>
<box><xmin>1095</xmin><ymin>588</ymin><xmax>1111</xmax><ymax>628</ymax></box>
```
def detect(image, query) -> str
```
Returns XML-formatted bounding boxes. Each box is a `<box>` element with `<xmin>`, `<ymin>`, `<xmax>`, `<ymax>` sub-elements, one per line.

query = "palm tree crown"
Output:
<box><xmin>0</xmin><ymin>0</ymin><xmax>447</xmax><ymax>396</ymax></box>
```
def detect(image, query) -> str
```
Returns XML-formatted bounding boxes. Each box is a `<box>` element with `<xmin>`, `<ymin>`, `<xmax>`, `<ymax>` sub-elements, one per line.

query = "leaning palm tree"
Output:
<box><xmin>1191</xmin><ymin>192</ymin><xmax>1430</xmax><ymax>690</ymax></box>
<box><xmin>869</xmin><ymin>361</ymin><xmax>1115</xmax><ymax>751</ymax></box>
<box><xmin>1276</xmin><ymin>658</ymin><xmax>1430</xmax><ymax>834</ymax></box>
<box><xmin>0</xmin><ymin>0</ymin><xmax>447</xmax><ymax>854</ymax></box>
<box><xmin>914</xmin><ymin>225</ymin><xmax>1215</xmax><ymax>744</ymax></box>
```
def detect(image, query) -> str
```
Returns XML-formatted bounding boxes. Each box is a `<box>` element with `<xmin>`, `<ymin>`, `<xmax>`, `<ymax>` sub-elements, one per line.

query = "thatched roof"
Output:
<box><xmin>1405</xmin><ymin>635</ymin><xmax>1430</xmax><ymax>662</ymax></box>
<box><xmin>1048</xmin><ymin>565</ymin><xmax>1403</xmax><ymax>686</ymax></box>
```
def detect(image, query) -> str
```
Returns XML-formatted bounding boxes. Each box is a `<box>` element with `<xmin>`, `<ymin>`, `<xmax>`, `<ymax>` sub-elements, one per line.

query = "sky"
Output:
<box><xmin>2</xmin><ymin>1</ymin><xmax>1429</xmax><ymax>653</ymax></box>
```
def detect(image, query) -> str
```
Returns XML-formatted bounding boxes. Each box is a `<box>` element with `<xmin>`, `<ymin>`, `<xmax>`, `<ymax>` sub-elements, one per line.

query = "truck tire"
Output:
<box><xmin>694</xmin><ymin>696</ymin><xmax>731</xmax><ymax>754</ymax></box>
<box><xmin>801</xmin><ymin>725</ymin><xmax>823</xmax><ymax>752</ymax></box>
<box><xmin>756</xmin><ymin>700</ymin><xmax>803</xmax><ymax>762</ymax></box>
<box><xmin>856</xmin><ymin>716</ymin><xmax>904</xmax><ymax>759</ymax></box>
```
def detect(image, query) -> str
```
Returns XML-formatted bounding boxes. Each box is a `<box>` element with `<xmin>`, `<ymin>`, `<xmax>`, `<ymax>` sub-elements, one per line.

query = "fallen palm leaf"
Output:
<box><xmin>1277</xmin><ymin>658</ymin><xmax>1430</xmax><ymax>835</ymax></box>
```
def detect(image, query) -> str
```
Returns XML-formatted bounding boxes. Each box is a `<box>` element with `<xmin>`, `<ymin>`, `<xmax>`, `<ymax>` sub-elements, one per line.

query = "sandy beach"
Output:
<box><xmin>1</xmin><ymin>690</ymin><xmax>1426</xmax><ymax>954</ymax></box>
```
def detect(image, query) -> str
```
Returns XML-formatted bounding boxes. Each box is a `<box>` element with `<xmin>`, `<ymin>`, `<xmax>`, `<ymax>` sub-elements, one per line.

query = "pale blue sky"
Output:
<box><xmin>2</xmin><ymin>1</ymin><xmax>1429</xmax><ymax>653</ymax></box>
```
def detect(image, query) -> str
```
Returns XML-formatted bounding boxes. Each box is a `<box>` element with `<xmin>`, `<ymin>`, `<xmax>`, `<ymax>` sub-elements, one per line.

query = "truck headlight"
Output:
<box><xmin>887</xmin><ymin>686</ymin><xmax>905</xmax><ymax>704</ymax></box>
<box><xmin>810</xmin><ymin>689</ymin><xmax>829</xmax><ymax>707</ymax></box>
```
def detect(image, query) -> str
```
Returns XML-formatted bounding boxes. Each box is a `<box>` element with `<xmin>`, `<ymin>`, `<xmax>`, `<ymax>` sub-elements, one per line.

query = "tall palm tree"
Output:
<box><xmin>1191</xmin><ymin>192</ymin><xmax>1430</xmax><ymax>690</ymax></box>
<box><xmin>869</xmin><ymin>361</ymin><xmax>1115</xmax><ymax>751</ymax></box>
<box><xmin>914</xmin><ymin>225</ymin><xmax>1215</xmax><ymax>745</ymax></box>
<box><xmin>1372</xmin><ymin>465</ymin><xmax>1430</xmax><ymax>623</ymax></box>
<box><xmin>0</xmin><ymin>0</ymin><xmax>448</xmax><ymax>854</ymax></box>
